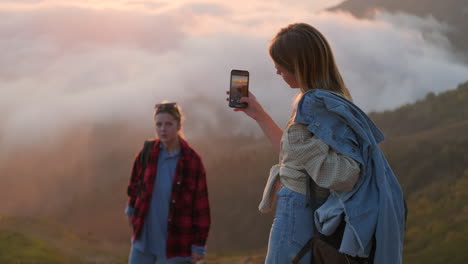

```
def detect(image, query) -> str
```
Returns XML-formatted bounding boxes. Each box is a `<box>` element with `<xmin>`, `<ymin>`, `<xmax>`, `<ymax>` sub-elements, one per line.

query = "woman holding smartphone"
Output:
<box><xmin>125</xmin><ymin>102</ymin><xmax>210</xmax><ymax>264</ymax></box>
<box><xmin>229</xmin><ymin>23</ymin><xmax>405</xmax><ymax>264</ymax></box>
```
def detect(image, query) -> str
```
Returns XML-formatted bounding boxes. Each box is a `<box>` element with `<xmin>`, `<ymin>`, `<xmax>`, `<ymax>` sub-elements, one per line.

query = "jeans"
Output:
<box><xmin>265</xmin><ymin>186</ymin><xmax>325</xmax><ymax>264</ymax></box>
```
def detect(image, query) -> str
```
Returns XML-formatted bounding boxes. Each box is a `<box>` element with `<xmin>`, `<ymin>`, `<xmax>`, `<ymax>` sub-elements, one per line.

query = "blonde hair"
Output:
<box><xmin>153</xmin><ymin>101</ymin><xmax>185</xmax><ymax>138</ymax></box>
<box><xmin>269</xmin><ymin>23</ymin><xmax>352</xmax><ymax>100</ymax></box>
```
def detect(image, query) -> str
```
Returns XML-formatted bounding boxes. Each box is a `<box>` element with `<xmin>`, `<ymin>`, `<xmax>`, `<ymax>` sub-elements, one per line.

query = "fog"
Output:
<box><xmin>1</xmin><ymin>5</ymin><xmax>467</xmax><ymax>152</ymax></box>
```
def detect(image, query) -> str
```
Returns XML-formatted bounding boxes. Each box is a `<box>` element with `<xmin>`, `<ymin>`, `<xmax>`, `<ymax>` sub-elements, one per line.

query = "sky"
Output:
<box><xmin>1</xmin><ymin>0</ymin><xmax>468</xmax><ymax>147</ymax></box>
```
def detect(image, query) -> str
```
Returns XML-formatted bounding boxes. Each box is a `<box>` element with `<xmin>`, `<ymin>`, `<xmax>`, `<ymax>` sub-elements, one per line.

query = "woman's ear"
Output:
<box><xmin>177</xmin><ymin>122</ymin><xmax>182</xmax><ymax>131</ymax></box>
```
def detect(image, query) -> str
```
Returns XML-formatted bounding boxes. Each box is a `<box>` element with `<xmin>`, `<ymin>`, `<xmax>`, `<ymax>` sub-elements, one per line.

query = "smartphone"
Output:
<box><xmin>229</xmin><ymin>69</ymin><xmax>249</xmax><ymax>108</ymax></box>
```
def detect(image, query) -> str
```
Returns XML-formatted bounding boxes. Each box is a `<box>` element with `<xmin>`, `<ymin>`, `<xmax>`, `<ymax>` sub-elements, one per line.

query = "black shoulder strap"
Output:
<box><xmin>292</xmin><ymin>176</ymin><xmax>318</xmax><ymax>264</ymax></box>
<box><xmin>293</xmin><ymin>176</ymin><xmax>347</xmax><ymax>264</ymax></box>
<box><xmin>292</xmin><ymin>237</ymin><xmax>315</xmax><ymax>264</ymax></box>
<box><xmin>138</xmin><ymin>140</ymin><xmax>154</xmax><ymax>186</ymax></box>
<box><xmin>140</xmin><ymin>140</ymin><xmax>154</xmax><ymax>166</ymax></box>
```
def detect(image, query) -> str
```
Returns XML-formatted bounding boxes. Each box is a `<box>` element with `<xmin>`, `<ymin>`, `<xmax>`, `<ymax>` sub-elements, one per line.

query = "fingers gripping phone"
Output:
<box><xmin>229</xmin><ymin>69</ymin><xmax>249</xmax><ymax>108</ymax></box>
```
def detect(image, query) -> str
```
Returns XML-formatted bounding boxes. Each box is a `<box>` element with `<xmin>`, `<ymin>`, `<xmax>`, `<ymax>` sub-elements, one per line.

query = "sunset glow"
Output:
<box><xmin>0</xmin><ymin>0</ymin><xmax>343</xmax><ymax>36</ymax></box>
<box><xmin>1</xmin><ymin>0</ymin><xmax>467</xmax><ymax>146</ymax></box>
<box><xmin>0</xmin><ymin>1</ymin><xmax>466</xmax><ymax>263</ymax></box>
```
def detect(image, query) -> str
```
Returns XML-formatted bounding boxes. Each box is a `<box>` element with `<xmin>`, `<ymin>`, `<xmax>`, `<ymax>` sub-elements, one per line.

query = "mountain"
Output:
<box><xmin>370</xmin><ymin>82</ymin><xmax>468</xmax><ymax>193</ymax></box>
<box><xmin>370</xmin><ymin>82</ymin><xmax>468</xmax><ymax>262</ymax></box>
<box><xmin>327</xmin><ymin>0</ymin><xmax>468</xmax><ymax>58</ymax></box>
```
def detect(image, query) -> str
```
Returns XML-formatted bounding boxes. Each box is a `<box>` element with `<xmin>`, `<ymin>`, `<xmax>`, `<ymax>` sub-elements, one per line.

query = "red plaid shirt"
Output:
<box><xmin>127</xmin><ymin>138</ymin><xmax>211</xmax><ymax>258</ymax></box>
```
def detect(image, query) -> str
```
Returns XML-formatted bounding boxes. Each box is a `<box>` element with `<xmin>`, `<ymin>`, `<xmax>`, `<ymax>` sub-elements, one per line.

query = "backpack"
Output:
<box><xmin>292</xmin><ymin>178</ymin><xmax>408</xmax><ymax>264</ymax></box>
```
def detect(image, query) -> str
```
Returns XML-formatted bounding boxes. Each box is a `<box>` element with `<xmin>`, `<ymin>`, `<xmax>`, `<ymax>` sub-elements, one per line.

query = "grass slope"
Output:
<box><xmin>0</xmin><ymin>215</ymin><xmax>127</xmax><ymax>264</ymax></box>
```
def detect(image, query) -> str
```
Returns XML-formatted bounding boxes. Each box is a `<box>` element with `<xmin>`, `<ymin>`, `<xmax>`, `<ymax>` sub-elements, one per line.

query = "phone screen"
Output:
<box><xmin>229</xmin><ymin>70</ymin><xmax>249</xmax><ymax>108</ymax></box>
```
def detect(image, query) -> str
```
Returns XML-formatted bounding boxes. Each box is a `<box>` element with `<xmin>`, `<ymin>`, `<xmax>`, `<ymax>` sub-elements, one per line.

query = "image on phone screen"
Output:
<box><xmin>229</xmin><ymin>70</ymin><xmax>249</xmax><ymax>108</ymax></box>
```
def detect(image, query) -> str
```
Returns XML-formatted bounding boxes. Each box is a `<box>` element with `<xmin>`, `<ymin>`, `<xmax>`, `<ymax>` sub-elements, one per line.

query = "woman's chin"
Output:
<box><xmin>159</xmin><ymin>136</ymin><xmax>175</xmax><ymax>143</ymax></box>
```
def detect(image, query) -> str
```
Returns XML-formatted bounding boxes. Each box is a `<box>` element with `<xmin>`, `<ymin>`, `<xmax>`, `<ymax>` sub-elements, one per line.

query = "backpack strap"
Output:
<box><xmin>292</xmin><ymin>236</ymin><xmax>315</xmax><ymax>264</ymax></box>
<box><xmin>293</xmin><ymin>175</ymin><xmax>347</xmax><ymax>264</ymax></box>
<box><xmin>138</xmin><ymin>140</ymin><xmax>155</xmax><ymax>193</ymax></box>
<box><xmin>292</xmin><ymin>176</ymin><xmax>319</xmax><ymax>264</ymax></box>
<box><xmin>140</xmin><ymin>140</ymin><xmax>154</xmax><ymax>166</ymax></box>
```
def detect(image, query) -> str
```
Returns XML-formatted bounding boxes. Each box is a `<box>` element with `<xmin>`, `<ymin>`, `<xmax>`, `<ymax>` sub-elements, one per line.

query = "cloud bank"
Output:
<box><xmin>1</xmin><ymin>3</ymin><xmax>467</xmax><ymax>149</ymax></box>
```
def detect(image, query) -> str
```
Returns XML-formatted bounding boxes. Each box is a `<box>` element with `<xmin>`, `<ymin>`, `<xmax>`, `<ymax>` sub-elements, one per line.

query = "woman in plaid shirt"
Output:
<box><xmin>126</xmin><ymin>102</ymin><xmax>210</xmax><ymax>264</ymax></box>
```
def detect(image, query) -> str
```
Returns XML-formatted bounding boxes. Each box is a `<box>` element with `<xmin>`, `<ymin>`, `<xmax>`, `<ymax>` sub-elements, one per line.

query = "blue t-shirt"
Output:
<box><xmin>134</xmin><ymin>144</ymin><xmax>180</xmax><ymax>258</ymax></box>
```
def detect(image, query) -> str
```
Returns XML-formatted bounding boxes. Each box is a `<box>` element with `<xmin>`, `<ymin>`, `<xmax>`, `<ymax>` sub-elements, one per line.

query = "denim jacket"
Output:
<box><xmin>295</xmin><ymin>89</ymin><xmax>405</xmax><ymax>264</ymax></box>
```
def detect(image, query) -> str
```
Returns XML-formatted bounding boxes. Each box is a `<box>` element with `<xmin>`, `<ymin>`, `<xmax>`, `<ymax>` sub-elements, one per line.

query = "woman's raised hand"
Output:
<box><xmin>226</xmin><ymin>90</ymin><xmax>282</xmax><ymax>152</ymax></box>
<box><xmin>226</xmin><ymin>91</ymin><xmax>266</xmax><ymax>121</ymax></box>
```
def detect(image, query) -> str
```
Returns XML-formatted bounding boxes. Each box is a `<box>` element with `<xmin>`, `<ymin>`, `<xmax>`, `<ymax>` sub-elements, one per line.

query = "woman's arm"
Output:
<box><xmin>191</xmin><ymin>159</ymin><xmax>211</xmax><ymax>248</ymax></box>
<box><xmin>287</xmin><ymin>124</ymin><xmax>360</xmax><ymax>192</ymax></box>
<box><xmin>127</xmin><ymin>150</ymin><xmax>143</xmax><ymax>207</ymax></box>
<box><xmin>231</xmin><ymin>92</ymin><xmax>283</xmax><ymax>153</ymax></box>
<box><xmin>126</xmin><ymin>151</ymin><xmax>143</xmax><ymax>227</ymax></box>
